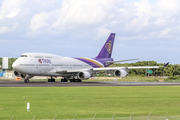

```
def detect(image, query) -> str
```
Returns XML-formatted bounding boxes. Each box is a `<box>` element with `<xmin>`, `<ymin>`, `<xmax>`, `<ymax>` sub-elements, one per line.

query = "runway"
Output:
<box><xmin>1</xmin><ymin>80</ymin><xmax>180</xmax><ymax>87</ymax></box>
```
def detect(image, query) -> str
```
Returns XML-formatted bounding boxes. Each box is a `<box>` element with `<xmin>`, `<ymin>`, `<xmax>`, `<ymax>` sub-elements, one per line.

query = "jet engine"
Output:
<box><xmin>77</xmin><ymin>71</ymin><xmax>91</xmax><ymax>80</ymax></box>
<box><xmin>14</xmin><ymin>71</ymin><xmax>20</xmax><ymax>77</ymax></box>
<box><xmin>14</xmin><ymin>71</ymin><xmax>27</xmax><ymax>79</ymax></box>
<box><xmin>20</xmin><ymin>74</ymin><xmax>26</xmax><ymax>79</ymax></box>
<box><xmin>114</xmin><ymin>69</ymin><xmax>128</xmax><ymax>78</ymax></box>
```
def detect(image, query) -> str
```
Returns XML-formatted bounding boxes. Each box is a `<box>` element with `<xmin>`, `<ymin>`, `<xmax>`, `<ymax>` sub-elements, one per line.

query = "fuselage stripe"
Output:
<box><xmin>81</xmin><ymin>58</ymin><xmax>104</xmax><ymax>68</ymax></box>
<box><xmin>73</xmin><ymin>57</ymin><xmax>104</xmax><ymax>68</ymax></box>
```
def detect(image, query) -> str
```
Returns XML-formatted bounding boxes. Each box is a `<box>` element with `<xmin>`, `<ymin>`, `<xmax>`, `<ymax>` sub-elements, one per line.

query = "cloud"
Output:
<box><xmin>1</xmin><ymin>0</ymin><xmax>180</xmax><ymax>63</ymax></box>
<box><xmin>0</xmin><ymin>0</ymin><xmax>26</xmax><ymax>19</ymax></box>
<box><xmin>1</xmin><ymin>0</ymin><xmax>180</xmax><ymax>40</ymax></box>
<box><xmin>0</xmin><ymin>26</ymin><xmax>10</xmax><ymax>34</ymax></box>
<box><xmin>30</xmin><ymin>13</ymin><xmax>50</xmax><ymax>32</ymax></box>
<box><xmin>0</xmin><ymin>23</ymin><xmax>18</xmax><ymax>34</ymax></box>
<box><xmin>95</xmin><ymin>28</ymin><xmax>112</xmax><ymax>40</ymax></box>
<box><xmin>50</xmin><ymin>0</ymin><xmax>122</xmax><ymax>34</ymax></box>
<box><xmin>156</xmin><ymin>0</ymin><xmax>180</xmax><ymax>13</ymax></box>
<box><xmin>159</xmin><ymin>28</ymin><xmax>171</xmax><ymax>38</ymax></box>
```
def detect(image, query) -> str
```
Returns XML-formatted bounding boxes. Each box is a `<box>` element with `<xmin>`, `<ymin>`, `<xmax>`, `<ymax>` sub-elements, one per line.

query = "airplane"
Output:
<box><xmin>12</xmin><ymin>33</ymin><xmax>169</xmax><ymax>83</ymax></box>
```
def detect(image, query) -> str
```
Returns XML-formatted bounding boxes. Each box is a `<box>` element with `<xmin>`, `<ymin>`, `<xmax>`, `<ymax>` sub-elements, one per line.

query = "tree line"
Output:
<box><xmin>0</xmin><ymin>58</ymin><xmax>179</xmax><ymax>77</ymax></box>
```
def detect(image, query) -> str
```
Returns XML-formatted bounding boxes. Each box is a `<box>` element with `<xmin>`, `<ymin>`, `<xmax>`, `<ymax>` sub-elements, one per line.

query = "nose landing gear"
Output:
<box><xmin>24</xmin><ymin>76</ymin><xmax>33</xmax><ymax>83</ymax></box>
<box><xmin>24</xmin><ymin>79</ymin><xmax>29</xmax><ymax>83</ymax></box>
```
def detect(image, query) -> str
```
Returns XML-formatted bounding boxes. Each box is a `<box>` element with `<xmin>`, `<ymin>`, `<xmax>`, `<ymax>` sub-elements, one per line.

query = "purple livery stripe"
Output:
<box><xmin>74</xmin><ymin>57</ymin><xmax>104</xmax><ymax>68</ymax></box>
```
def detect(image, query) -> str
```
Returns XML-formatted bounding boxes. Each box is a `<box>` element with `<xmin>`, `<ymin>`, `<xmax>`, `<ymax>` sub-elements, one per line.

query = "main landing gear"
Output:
<box><xmin>48</xmin><ymin>77</ymin><xmax>55</xmax><ymax>82</ymax></box>
<box><xmin>70</xmin><ymin>79</ymin><xmax>82</xmax><ymax>82</ymax></box>
<box><xmin>61</xmin><ymin>79</ymin><xmax>68</xmax><ymax>82</ymax></box>
<box><xmin>61</xmin><ymin>77</ymin><xmax>82</xmax><ymax>82</ymax></box>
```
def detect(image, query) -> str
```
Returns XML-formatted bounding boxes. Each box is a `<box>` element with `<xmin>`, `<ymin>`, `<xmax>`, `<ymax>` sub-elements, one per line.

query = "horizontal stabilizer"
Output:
<box><xmin>106</xmin><ymin>59</ymin><xmax>138</xmax><ymax>64</ymax></box>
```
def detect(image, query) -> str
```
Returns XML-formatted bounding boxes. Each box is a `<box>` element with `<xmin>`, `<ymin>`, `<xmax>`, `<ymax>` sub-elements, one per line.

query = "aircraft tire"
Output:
<box><xmin>26</xmin><ymin>79</ymin><xmax>29</xmax><ymax>83</ymax></box>
<box><xmin>61</xmin><ymin>79</ymin><xmax>68</xmax><ymax>82</ymax></box>
<box><xmin>52</xmin><ymin>79</ymin><xmax>55</xmax><ymax>82</ymax></box>
<box><xmin>77</xmin><ymin>79</ymin><xmax>82</xmax><ymax>82</ymax></box>
<box><xmin>48</xmin><ymin>79</ymin><xmax>51</xmax><ymax>82</ymax></box>
<box><xmin>24</xmin><ymin>79</ymin><xmax>29</xmax><ymax>83</ymax></box>
<box><xmin>69</xmin><ymin>79</ymin><xmax>81</xmax><ymax>82</ymax></box>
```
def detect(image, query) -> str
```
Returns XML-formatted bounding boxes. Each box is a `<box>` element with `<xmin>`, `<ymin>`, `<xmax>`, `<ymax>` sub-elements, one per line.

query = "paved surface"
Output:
<box><xmin>1</xmin><ymin>80</ymin><xmax>180</xmax><ymax>87</ymax></box>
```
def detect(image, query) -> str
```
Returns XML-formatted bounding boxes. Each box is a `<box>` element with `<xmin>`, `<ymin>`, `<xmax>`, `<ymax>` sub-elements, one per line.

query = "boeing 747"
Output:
<box><xmin>12</xmin><ymin>33</ymin><xmax>168</xmax><ymax>83</ymax></box>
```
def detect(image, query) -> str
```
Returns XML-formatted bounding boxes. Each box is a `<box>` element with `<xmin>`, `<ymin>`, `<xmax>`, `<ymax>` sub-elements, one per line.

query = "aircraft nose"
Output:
<box><xmin>12</xmin><ymin>60</ymin><xmax>18</xmax><ymax>70</ymax></box>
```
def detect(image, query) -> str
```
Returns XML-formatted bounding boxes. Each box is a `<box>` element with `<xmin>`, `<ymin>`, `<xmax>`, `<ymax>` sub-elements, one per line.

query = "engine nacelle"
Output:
<box><xmin>20</xmin><ymin>74</ymin><xmax>26</xmax><ymax>79</ymax></box>
<box><xmin>14</xmin><ymin>71</ymin><xmax>27</xmax><ymax>78</ymax></box>
<box><xmin>78</xmin><ymin>71</ymin><xmax>91</xmax><ymax>80</ymax></box>
<box><xmin>114</xmin><ymin>69</ymin><xmax>128</xmax><ymax>78</ymax></box>
<box><xmin>14</xmin><ymin>71</ymin><xmax>20</xmax><ymax>77</ymax></box>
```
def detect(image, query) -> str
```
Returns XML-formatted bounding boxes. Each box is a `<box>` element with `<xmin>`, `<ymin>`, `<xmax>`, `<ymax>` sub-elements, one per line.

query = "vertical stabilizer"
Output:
<box><xmin>96</xmin><ymin>33</ymin><xmax>116</xmax><ymax>58</ymax></box>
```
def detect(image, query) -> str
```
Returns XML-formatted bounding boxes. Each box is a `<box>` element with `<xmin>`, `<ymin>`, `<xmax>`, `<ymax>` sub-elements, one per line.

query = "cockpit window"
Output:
<box><xmin>20</xmin><ymin>55</ymin><xmax>28</xmax><ymax>57</ymax></box>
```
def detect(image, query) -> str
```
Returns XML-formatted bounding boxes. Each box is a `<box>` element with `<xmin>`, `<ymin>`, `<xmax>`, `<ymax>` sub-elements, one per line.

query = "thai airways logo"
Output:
<box><xmin>38</xmin><ymin>59</ymin><xmax>42</xmax><ymax>64</ymax></box>
<box><xmin>105</xmin><ymin>41</ymin><xmax>112</xmax><ymax>53</ymax></box>
<box><xmin>38</xmin><ymin>59</ymin><xmax>51</xmax><ymax>64</ymax></box>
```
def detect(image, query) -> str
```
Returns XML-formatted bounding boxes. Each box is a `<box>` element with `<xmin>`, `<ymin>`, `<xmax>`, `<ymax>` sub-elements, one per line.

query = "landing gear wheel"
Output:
<box><xmin>24</xmin><ymin>80</ymin><xmax>27</xmax><ymax>83</ymax></box>
<box><xmin>61</xmin><ymin>79</ymin><xmax>68</xmax><ymax>82</ymax></box>
<box><xmin>52</xmin><ymin>79</ymin><xmax>55</xmax><ymax>82</ymax></box>
<box><xmin>24</xmin><ymin>79</ymin><xmax>29</xmax><ymax>83</ymax></box>
<box><xmin>70</xmin><ymin>79</ymin><xmax>82</xmax><ymax>82</ymax></box>
<box><xmin>48</xmin><ymin>78</ymin><xmax>55</xmax><ymax>82</ymax></box>
<box><xmin>77</xmin><ymin>79</ymin><xmax>82</xmax><ymax>82</ymax></box>
<box><xmin>48</xmin><ymin>79</ymin><xmax>51</xmax><ymax>82</ymax></box>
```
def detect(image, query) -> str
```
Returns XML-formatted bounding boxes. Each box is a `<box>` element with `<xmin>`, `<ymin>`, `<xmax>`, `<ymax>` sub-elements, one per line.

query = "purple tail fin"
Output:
<box><xmin>96</xmin><ymin>33</ymin><xmax>116</xmax><ymax>58</ymax></box>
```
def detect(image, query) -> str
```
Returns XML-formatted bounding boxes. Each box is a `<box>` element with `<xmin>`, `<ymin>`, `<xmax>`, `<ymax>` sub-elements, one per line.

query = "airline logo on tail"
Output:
<box><xmin>105</xmin><ymin>41</ymin><xmax>112</xmax><ymax>53</ymax></box>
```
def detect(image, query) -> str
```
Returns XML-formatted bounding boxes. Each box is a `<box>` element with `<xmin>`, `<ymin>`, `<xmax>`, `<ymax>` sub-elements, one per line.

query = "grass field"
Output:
<box><xmin>0</xmin><ymin>86</ymin><xmax>180</xmax><ymax>120</ymax></box>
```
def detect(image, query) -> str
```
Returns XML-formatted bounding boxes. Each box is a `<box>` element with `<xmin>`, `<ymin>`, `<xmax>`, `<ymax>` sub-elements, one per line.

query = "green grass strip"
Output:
<box><xmin>0</xmin><ymin>86</ymin><xmax>180</xmax><ymax>120</ymax></box>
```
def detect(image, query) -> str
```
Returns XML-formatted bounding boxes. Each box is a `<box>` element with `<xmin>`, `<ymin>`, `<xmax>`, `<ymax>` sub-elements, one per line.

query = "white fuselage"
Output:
<box><xmin>13</xmin><ymin>53</ymin><xmax>104</xmax><ymax>76</ymax></box>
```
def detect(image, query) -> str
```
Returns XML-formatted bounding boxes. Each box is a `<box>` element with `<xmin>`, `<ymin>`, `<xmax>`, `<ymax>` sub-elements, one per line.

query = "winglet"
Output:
<box><xmin>164</xmin><ymin>62</ymin><xmax>169</xmax><ymax>67</ymax></box>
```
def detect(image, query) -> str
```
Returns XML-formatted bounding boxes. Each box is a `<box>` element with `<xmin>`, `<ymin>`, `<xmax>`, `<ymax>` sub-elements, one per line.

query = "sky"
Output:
<box><xmin>0</xmin><ymin>0</ymin><xmax>180</xmax><ymax>64</ymax></box>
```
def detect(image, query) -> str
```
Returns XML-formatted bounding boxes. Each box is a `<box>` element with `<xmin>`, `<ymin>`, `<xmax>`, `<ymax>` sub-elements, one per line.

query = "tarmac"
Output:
<box><xmin>0</xmin><ymin>80</ymin><xmax>180</xmax><ymax>87</ymax></box>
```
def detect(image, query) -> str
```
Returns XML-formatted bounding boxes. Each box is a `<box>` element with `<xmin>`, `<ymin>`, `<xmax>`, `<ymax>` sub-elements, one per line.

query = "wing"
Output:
<box><xmin>93</xmin><ymin>63</ymin><xmax>169</xmax><ymax>78</ymax></box>
<box><xmin>93</xmin><ymin>66</ymin><xmax>161</xmax><ymax>71</ymax></box>
<box><xmin>53</xmin><ymin>62</ymin><xmax>169</xmax><ymax>79</ymax></box>
<box><xmin>93</xmin><ymin>62</ymin><xmax>169</xmax><ymax>71</ymax></box>
<box><xmin>55</xmin><ymin>62</ymin><xmax>169</xmax><ymax>73</ymax></box>
<box><xmin>55</xmin><ymin>66</ymin><xmax>161</xmax><ymax>74</ymax></box>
